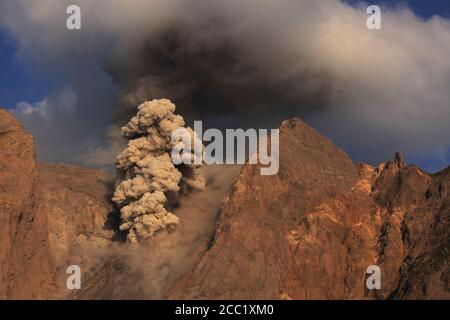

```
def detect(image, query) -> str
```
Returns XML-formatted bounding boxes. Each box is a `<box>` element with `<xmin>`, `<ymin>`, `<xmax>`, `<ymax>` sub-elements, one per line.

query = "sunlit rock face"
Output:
<box><xmin>169</xmin><ymin>119</ymin><xmax>450</xmax><ymax>300</ymax></box>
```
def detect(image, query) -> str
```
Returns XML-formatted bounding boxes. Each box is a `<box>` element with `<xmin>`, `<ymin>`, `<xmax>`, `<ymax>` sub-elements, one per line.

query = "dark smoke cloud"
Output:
<box><xmin>108</xmin><ymin>20</ymin><xmax>331</xmax><ymax>127</ymax></box>
<box><xmin>1</xmin><ymin>0</ymin><xmax>450</xmax><ymax>170</ymax></box>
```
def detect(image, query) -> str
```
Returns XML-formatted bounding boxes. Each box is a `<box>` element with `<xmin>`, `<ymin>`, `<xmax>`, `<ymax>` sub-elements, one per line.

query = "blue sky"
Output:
<box><xmin>346</xmin><ymin>0</ymin><xmax>450</xmax><ymax>18</ymax></box>
<box><xmin>1</xmin><ymin>0</ymin><xmax>450</xmax><ymax>172</ymax></box>
<box><xmin>0</xmin><ymin>32</ymin><xmax>50</xmax><ymax>108</ymax></box>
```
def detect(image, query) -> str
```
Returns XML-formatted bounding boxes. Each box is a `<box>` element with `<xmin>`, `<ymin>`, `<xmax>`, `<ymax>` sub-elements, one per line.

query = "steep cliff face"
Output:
<box><xmin>277</xmin><ymin>158</ymin><xmax>449</xmax><ymax>300</ymax></box>
<box><xmin>0</xmin><ymin>109</ymin><xmax>55</xmax><ymax>299</ymax></box>
<box><xmin>168</xmin><ymin>118</ymin><xmax>361</xmax><ymax>299</ymax></box>
<box><xmin>38</xmin><ymin>163</ymin><xmax>115</xmax><ymax>271</ymax></box>
<box><xmin>168</xmin><ymin>119</ymin><xmax>449</xmax><ymax>299</ymax></box>
<box><xmin>0</xmin><ymin>110</ymin><xmax>113</xmax><ymax>299</ymax></box>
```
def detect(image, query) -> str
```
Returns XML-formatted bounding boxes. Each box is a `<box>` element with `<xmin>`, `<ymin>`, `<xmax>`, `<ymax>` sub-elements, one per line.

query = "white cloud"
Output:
<box><xmin>1</xmin><ymin>0</ymin><xmax>450</xmax><ymax>170</ymax></box>
<box><xmin>13</xmin><ymin>88</ymin><xmax>76</xmax><ymax>120</ymax></box>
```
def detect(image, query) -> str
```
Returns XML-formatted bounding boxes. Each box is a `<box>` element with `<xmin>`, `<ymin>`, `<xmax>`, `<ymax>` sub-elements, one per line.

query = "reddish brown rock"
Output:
<box><xmin>0</xmin><ymin>109</ymin><xmax>114</xmax><ymax>299</ymax></box>
<box><xmin>168</xmin><ymin>119</ymin><xmax>449</xmax><ymax>300</ymax></box>
<box><xmin>0</xmin><ymin>110</ymin><xmax>448</xmax><ymax>300</ymax></box>
<box><xmin>168</xmin><ymin>118</ymin><xmax>361</xmax><ymax>299</ymax></box>
<box><xmin>0</xmin><ymin>109</ymin><xmax>55</xmax><ymax>299</ymax></box>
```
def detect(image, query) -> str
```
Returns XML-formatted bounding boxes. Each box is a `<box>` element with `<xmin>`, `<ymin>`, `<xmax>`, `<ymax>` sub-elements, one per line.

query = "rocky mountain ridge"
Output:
<box><xmin>0</xmin><ymin>110</ymin><xmax>448</xmax><ymax>299</ymax></box>
<box><xmin>0</xmin><ymin>109</ymin><xmax>114</xmax><ymax>298</ymax></box>
<box><xmin>168</xmin><ymin>119</ymin><xmax>449</xmax><ymax>299</ymax></box>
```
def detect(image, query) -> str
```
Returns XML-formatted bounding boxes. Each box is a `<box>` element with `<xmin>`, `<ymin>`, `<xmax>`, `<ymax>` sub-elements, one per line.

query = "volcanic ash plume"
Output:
<box><xmin>112</xmin><ymin>99</ymin><xmax>205</xmax><ymax>243</ymax></box>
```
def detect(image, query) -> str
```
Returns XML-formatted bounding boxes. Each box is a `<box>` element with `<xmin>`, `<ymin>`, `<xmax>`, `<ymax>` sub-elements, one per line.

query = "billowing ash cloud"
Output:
<box><xmin>112</xmin><ymin>99</ymin><xmax>205</xmax><ymax>242</ymax></box>
<box><xmin>1</xmin><ymin>0</ymin><xmax>450</xmax><ymax>170</ymax></box>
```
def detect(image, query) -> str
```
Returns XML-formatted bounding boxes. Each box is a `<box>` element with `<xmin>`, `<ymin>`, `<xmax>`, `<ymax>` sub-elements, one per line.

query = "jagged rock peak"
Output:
<box><xmin>394</xmin><ymin>151</ymin><xmax>405</xmax><ymax>168</ymax></box>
